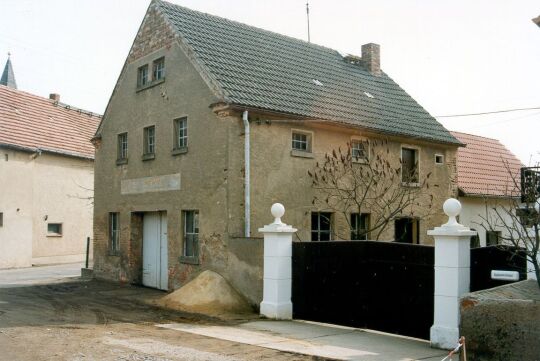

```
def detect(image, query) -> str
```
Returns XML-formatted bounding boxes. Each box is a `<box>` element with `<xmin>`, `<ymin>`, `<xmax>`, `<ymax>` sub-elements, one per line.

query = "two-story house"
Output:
<box><xmin>0</xmin><ymin>57</ymin><xmax>100</xmax><ymax>268</ymax></box>
<box><xmin>92</xmin><ymin>0</ymin><xmax>461</xmax><ymax>305</ymax></box>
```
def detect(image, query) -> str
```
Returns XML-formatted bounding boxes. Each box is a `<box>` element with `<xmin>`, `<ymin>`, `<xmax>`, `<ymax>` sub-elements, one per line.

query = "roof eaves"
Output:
<box><xmin>0</xmin><ymin>143</ymin><xmax>94</xmax><ymax>160</ymax></box>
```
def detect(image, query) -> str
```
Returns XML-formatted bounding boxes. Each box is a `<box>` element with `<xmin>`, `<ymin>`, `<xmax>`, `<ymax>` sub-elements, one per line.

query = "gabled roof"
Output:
<box><xmin>1</xmin><ymin>56</ymin><xmax>17</xmax><ymax>89</ymax></box>
<box><xmin>0</xmin><ymin>85</ymin><xmax>100</xmax><ymax>159</ymax></box>
<box><xmin>155</xmin><ymin>0</ymin><xmax>460</xmax><ymax>145</ymax></box>
<box><xmin>451</xmin><ymin>131</ymin><xmax>523</xmax><ymax>197</ymax></box>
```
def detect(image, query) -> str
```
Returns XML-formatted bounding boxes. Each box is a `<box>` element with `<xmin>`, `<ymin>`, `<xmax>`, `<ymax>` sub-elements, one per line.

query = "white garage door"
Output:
<box><xmin>142</xmin><ymin>212</ymin><xmax>168</xmax><ymax>290</ymax></box>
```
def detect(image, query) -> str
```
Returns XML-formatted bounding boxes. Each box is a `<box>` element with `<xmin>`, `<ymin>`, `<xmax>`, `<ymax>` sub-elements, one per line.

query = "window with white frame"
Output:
<box><xmin>292</xmin><ymin>131</ymin><xmax>311</xmax><ymax>152</ymax></box>
<box><xmin>109</xmin><ymin>212</ymin><xmax>120</xmax><ymax>253</ymax></box>
<box><xmin>153</xmin><ymin>57</ymin><xmax>165</xmax><ymax>81</ymax></box>
<box><xmin>117</xmin><ymin>133</ymin><xmax>128</xmax><ymax>162</ymax></box>
<box><xmin>183</xmin><ymin>210</ymin><xmax>199</xmax><ymax>258</ymax></box>
<box><xmin>311</xmin><ymin>212</ymin><xmax>332</xmax><ymax>241</ymax></box>
<box><xmin>137</xmin><ymin>65</ymin><xmax>149</xmax><ymax>87</ymax></box>
<box><xmin>143</xmin><ymin>126</ymin><xmax>155</xmax><ymax>155</ymax></box>
<box><xmin>174</xmin><ymin>117</ymin><xmax>188</xmax><ymax>149</ymax></box>
<box><xmin>351</xmin><ymin>139</ymin><xmax>369</xmax><ymax>162</ymax></box>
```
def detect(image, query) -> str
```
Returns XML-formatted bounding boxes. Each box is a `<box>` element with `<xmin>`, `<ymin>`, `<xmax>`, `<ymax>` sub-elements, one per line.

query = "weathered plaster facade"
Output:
<box><xmin>93</xmin><ymin>3</ymin><xmax>458</xmax><ymax>306</ymax></box>
<box><xmin>0</xmin><ymin>148</ymin><xmax>94</xmax><ymax>268</ymax></box>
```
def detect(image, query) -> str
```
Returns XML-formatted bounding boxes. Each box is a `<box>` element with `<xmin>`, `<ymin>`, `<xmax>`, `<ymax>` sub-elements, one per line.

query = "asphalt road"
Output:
<box><xmin>0</xmin><ymin>265</ymin><xmax>311</xmax><ymax>361</ymax></box>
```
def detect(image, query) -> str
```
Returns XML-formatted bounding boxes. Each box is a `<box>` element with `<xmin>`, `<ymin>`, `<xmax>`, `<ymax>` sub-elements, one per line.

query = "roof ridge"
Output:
<box><xmin>157</xmin><ymin>0</ymin><xmax>343</xmax><ymax>56</ymax></box>
<box><xmin>0</xmin><ymin>84</ymin><xmax>101</xmax><ymax>118</ymax></box>
<box><xmin>450</xmin><ymin>130</ymin><xmax>501</xmax><ymax>143</ymax></box>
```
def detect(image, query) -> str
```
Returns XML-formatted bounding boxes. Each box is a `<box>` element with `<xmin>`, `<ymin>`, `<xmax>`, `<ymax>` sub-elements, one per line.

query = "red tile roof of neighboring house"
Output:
<box><xmin>451</xmin><ymin>131</ymin><xmax>523</xmax><ymax>197</ymax></box>
<box><xmin>0</xmin><ymin>85</ymin><xmax>100</xmax><ymax>159</ymax></box>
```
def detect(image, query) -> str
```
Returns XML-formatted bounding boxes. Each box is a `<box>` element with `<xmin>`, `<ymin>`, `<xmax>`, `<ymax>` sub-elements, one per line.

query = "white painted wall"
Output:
<box><xmin>458</xmin><ymin>196</ymin><xmax>516</xmax><ymax>247</ymax></box>
<box><xmin>0</xmin><ymin>148</ymin><xmax>94</xmax><ymax>268</ymax></box>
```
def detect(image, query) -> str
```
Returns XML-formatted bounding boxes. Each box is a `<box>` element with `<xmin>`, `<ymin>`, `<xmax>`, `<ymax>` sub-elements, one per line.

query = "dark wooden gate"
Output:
<box><xmin>292</xmin><ymin>241</ymin><xmax>434</xmax><ymax>339</ymax></box>
<box><xmin>292</xmin><ymin>241</ymin><xmax>527</xmax><ymax>340</ymax></box>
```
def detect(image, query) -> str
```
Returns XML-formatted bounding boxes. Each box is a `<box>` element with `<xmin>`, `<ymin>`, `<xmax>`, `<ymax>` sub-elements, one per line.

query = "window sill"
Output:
<box><xmin>46</xmin><ymin>233</ymin><xmax>62</xmax><ymax>238</ymax></box>
<box><xmin>401</xmin><ymin>182</ymin><xmax>421</xmax><ymax>188</ymax></box>
<box><xmin>179</xmin><ymin>255</ymin><xmax>199</xmax><ymax>265</ymax></box>
<box><xmin>352</xmin><ymin>158</ymin><xmax>369</xmax><ymax>164</ymax></box>
<box><xmin>136</xmin><ymin>78</ymin><xmax>165</xmax><ymax>92</ymax></box>
<box><xmin>291</xmin><ymin>149</ymin><xmax>314</xmax><ymax>158</ymax></box>
<box><xmin>108</xmin><ymin>251</ymin><xmax>120</xmax><ymax>257</ymax></box>
<box><xmin>116</xmin><ymin>158</ymin><xmax>128</xmax><ymax>166</ymax></box>
<box><xmin>142</xmin><ymin>153</ymin><xmax>155</xmax><ymax>161</ymax></box>
<box><xmin>171</xmin><ymin>147</ymin><xmax>188</xmax><ymax>156</ymax></box>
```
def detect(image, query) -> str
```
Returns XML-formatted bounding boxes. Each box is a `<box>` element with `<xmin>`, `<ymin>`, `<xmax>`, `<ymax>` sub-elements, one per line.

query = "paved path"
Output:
<box><xmin>160</xmin><ymin>320</ymin><xmax>450</xmax><ymax>361</ymax></box>
<box><xmin>0</xmin><ymin>262</ymin><xmax>83</xmax><ymax>287</ymax></box>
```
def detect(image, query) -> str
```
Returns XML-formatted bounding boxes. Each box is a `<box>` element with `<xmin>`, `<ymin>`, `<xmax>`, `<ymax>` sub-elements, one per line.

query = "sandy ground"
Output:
<box><xmin>0</xmin><ymin>278</ymin><xmax>313</xmax><ymax>361</ymax></box>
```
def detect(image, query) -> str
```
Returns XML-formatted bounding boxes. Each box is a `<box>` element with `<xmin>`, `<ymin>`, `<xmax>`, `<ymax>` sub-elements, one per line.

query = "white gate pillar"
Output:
<box><xmin>428</xmin><ymin>198</ymin><xmax>476</xmax><ymax>349</ymax></box>
<box><xmin>259</xmin><ymin>203</ymin><xmax>297</xmax><ymax>319</ymax></box>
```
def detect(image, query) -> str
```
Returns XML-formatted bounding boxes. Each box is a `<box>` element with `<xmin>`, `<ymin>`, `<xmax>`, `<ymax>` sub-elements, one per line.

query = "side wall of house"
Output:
<box><xmin>459</xmin><ymin>196</ymin><xmax>516</xmax><ymax>247</ymax></box>
<box><xmin>31</xmin><ymin>153</ymin><xmax>94</xmax><ymax>265</ymax></box>
<box><xmin>0</xmin><ymin>148</ymin><xmax>34</xmax><ymax>268</ymax></box>
<box><xmin>248</xmin><ymin>118</ymin><xmax>458</xmax><ymax>244</ymax></box>
<box><xmin>93</xmin><ymin>5</ymin><xmax>263</xmax><ymax>306</ymax></box>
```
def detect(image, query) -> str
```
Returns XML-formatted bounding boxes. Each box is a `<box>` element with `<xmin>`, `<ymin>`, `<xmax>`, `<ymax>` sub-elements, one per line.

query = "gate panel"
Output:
<box><xmin>292</xmin><ymin>241</ymin><xmax>434</xmax><ymax>339</ymax></box>
<box><xmin>470</xmin><ymin>245</ymin><xmax>527</xmax><ymax>292</ymax></box>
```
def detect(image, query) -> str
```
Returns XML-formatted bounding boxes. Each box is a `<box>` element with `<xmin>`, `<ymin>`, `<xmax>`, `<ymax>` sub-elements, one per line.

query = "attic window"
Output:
<box><xmin>312</xmin><ymin>79</ymin><xmax>324</xmax><ymax>86</ymax></box>
<box><xmin>364</xmin><ymin>91</ymin><xmax>374</xmax><ymax>98</ymax></box>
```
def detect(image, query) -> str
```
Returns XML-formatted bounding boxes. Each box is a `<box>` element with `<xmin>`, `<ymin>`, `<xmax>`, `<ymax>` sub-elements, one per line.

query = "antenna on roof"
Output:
<box><xmin>306</xmin><ymin>1</ymin><xmax>311</xmax><ymax>43</ymax></box>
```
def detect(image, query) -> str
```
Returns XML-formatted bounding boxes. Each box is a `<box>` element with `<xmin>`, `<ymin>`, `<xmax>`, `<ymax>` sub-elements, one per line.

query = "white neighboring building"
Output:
<box><xmin>451</xmin><ymin>131</ymin><xmax>523</xmax><ymax>248</ymax></box>
<box><xmin>0</xmin><ymin>58</ymin><xmax>100</xmax><ymax>268</ymax></box>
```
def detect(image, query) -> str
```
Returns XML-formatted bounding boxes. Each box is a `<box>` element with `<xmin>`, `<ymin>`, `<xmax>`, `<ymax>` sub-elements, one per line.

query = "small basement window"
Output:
<box><xmin>435</xmin><ymin>154</ymin><xmax>444</xmax><ymax>165</ymax></box>
<box><xmin>47</xmin><ymin>223</ymin><xmax>62</xmax><ymax>236</ymax></box>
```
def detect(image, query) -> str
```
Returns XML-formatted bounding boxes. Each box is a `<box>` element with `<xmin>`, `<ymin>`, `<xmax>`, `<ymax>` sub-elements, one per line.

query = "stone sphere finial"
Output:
<box><xmin>443</xmin><ymin>198</ymin><xmax>461</xmax><ymax>227</ymax></box>
<box><xmin>271</xmin><ymin>203</ymin><xmax>285</xmax><ymax>225</ymax></box>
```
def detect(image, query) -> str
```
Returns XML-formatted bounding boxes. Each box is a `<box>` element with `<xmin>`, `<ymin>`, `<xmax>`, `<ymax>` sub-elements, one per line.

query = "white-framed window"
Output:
<box><xmin>137</xmin><ymin>64</ymin><xmax>149</xmax><ymax>87</ymax></box>
<box><xmin>401</xmin><ymin>147</ymin><xmax>419</xmax><ymax>184</ymax></box>
<box><xmin>351</xmin><ymin>139</ymin><xmax>369</xmax><ymax>162</ymax></box>
<box><xmin>117</xmin><ymin>132</ymin><xmax>128</xmax><ymax>162</ymax></box>
<box><xmin>435</xmin><ymin>154</ymin><xmax>444</xmax><ymax>165</ymax></box>
<box><xmin>183</xmin><ymin>210</ymin><xmax>199</xmax><ymax>258</ymax></box>
<box><xmin>109</xmin><ymin>212</ymin><xmax>120</xmax><ymax>253</ymax></box>
<box><xmin>311</xmin><ymin>212</ymin><xmax>332</xmax><ymax>241</ymax></box>
<box><xmin>153</xmin><ymin>57</ymin><xmax>165</xmax><ymax>81</ymax></box>
<box><xmin>351</xmin><ymin>213</ymin><xmax>369</xmax><ymax>240</ymax></box>
<box><xmin>144</xmin><ymin>125</ymin><xmax>155</xmax><ymax>155</ymax></box>
<box><xmin>174</xmin><ymin>117</ymin><xmax>188</xmax><ymax>149</ymax></box>
<box><xmin>292</xmin><ymin>130</ymin><xmax>312</xmax><ymax>153</ymax></box>
<box><xmin>47</xmin><ymin>223</ymin><xmax>62</xmax><ymax>236</ymax></box>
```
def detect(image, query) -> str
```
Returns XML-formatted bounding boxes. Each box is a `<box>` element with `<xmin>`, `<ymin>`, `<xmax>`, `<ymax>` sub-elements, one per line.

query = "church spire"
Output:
<box><xmin>1</xmin><ymin>53</ymin><xmax>17</xmax><ymax>89</ymax></box>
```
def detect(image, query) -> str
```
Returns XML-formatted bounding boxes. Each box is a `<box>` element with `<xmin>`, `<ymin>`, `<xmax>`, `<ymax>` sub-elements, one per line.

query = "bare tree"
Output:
<box><xmin>477</xmin><ymin>162</ymin><xmax>540</xmax><ymax>287</ymax></box>
<box><xmin>308</xmin><ymin>139</ymin><xmax>435</xmax><ymax>241</ymax></box>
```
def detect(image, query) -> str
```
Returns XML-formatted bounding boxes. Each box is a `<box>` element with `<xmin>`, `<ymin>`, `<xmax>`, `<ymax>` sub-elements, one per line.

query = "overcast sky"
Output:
<box><xmin>1</xmin><ymin>0</ymin><xmax>539</xmax><ymax>164</ymax></box>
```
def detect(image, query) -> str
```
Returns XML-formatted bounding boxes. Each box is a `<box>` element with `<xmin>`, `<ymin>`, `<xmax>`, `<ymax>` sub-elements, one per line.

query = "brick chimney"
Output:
<box><xmin>361</xmin><ymin>43</ymin><xmax>381</xmax><ymax>76</ymax></box>
<box><xmin>49</xmin><ymin>93</ymin><xmax>60</xmax><ymax>102</ymax></box>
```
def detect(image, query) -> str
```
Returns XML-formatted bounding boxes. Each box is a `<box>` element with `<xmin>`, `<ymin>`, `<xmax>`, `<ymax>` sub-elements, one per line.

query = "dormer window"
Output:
<box><xmin>137</xmin><ymin>65</ymin><xmax>149</xmax><ymax>87</ymax></box>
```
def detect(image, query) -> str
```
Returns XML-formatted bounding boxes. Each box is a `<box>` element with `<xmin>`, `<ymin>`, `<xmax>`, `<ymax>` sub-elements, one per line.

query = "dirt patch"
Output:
<box><xmin>158</xmin><ymin>270</ymin><xmax>252</xmax><ymax>316</ymax></box>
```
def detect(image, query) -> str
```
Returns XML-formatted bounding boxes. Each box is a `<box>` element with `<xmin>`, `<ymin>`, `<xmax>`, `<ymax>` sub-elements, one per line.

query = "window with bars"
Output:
<box><xmin>311</xmin><ymin>212</ymin><xmax>332</xmax><ymax>241</ymax></box>
<box><xmin>174</xmin><ymin>117</ymin><xmax>188</xmax><ymax>149</ymax></box>
<box><xmin>117</xmin><ymin>133</ymin><xmax>128</xmax><ymax>163</ymax></box>
<box><xmin>153</xmin><ymin>57</ymin><xmax>165</xmax><ymax>81</ymax></box>
<box><xmin>109</xmin><ymin>213</ymin><xmax>120</xmax><ymax>254</ymax></box>
<box><xmin>183</xmin><ymin>210</ymin><xmax>199</xmax><ymax>258</ymax></box>
<box><xmin>143</xmin><ymin>126</ymin><xmax>155</xmax><ymax>156</ymax></box>
<box><xmin>351</xmin><ymin>213</ymin><xmax>369</xmax><ymax>240</ymax></box>
<box><xmin>137</xmin><ymin>65</ymin><xmax>149</xmax><ymax>87</ymax></box>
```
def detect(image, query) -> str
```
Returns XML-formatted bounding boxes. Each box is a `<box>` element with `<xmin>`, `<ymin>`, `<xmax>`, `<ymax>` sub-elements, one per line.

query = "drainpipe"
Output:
<box><xmin>243</xmin><ymin>110</ymin><xmax>251</xmax><ymax>237</ymax></box>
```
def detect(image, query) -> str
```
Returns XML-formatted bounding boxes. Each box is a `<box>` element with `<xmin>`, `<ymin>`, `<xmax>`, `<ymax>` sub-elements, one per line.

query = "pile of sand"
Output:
<box><xmin>159</xmin><ymin>270</ymin><xmax>252</xmax><ymax>316</ymax></box>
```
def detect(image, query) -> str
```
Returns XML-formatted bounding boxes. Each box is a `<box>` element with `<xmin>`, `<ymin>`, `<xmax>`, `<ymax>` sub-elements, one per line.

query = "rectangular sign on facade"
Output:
<box><xmin>121</xmin><ymin>173</ymin><xmax>181</xmax><ymax>195</ymax></box>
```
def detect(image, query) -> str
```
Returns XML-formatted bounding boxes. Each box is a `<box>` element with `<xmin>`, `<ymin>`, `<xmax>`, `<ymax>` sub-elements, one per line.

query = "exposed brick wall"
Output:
<box><xmin>127</xmin><ymin>4</ymin><xmax>177</xmax><ymax>64</ymax></box>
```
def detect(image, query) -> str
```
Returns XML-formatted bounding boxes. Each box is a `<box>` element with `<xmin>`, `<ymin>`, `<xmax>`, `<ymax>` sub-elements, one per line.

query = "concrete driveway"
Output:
<box><xmin>0</xmin><ymin>262</ymin><xmax>83</xmax><ymax>287</ymax></box>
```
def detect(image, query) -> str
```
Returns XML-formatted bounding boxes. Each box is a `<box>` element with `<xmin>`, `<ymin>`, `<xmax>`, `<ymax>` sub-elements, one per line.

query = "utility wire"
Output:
<box><xmin>435</xmin><ymin>106</ymin><xmax>540</xmax><ymax>118</ymax></box>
